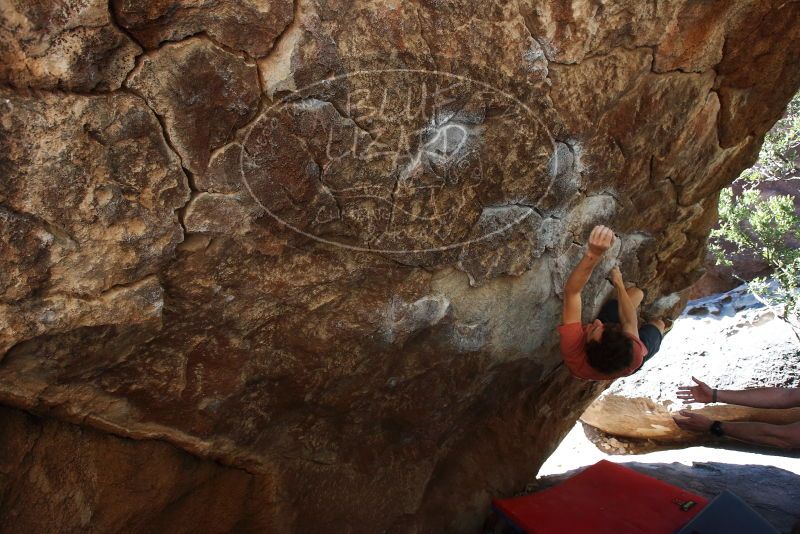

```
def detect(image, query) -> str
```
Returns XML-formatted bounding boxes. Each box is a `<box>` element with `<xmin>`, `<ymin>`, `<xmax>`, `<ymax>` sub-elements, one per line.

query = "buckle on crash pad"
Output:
<box><xmin>672</xmin><ymin>498</ymin><xmax>698</xmax><ymax>512</ymax></box>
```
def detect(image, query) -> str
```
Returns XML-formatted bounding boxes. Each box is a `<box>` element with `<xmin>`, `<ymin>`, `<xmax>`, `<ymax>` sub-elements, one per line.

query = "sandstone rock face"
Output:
<box><xmin>0</xmin><ymin>0</ymin><xmax>141</xmax><ymax>91</ymax></box>
<box><xmin>0</xmin><ymin>89</ymin><xmax>189</xmax><ymax>354</ymax></box>
<box><xmin>1</xmin><ymin>1</ymin><xmax>800</xmax><ymax>532</ymax></box>
<box><xmin>0</xmin><ymin>405</ymin><xmax>281</xmax><ymax>533</ymax></box>
<box><xmin>126</xmin><ymin>37</ymin><xmax>261</xmax><ymax>175</ymax></box>
<box><xmin>112</xmin><ymin>0</ymin><xmax>294</xmax><ymax>58</ymax></box>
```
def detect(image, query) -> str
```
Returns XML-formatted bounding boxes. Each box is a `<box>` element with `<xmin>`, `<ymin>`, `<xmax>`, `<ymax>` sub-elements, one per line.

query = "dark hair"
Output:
<box><xmin>585</xmin><ymin>324</ymin><xmax>634</xmax><ymax>374</ymax></box>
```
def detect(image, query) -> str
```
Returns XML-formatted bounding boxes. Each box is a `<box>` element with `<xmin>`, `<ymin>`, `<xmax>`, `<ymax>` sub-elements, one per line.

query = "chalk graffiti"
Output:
<box><xmin>239</xmin><ymin>69</ymin><xmax>554</xmax><ymax>254</ymax></box>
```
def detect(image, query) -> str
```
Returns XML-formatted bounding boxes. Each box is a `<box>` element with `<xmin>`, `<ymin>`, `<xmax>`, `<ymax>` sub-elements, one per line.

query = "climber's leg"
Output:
<box><xmin>648</xmin><ymin>318</ymin><xmax>666</xmax><ymax>334</ymax></box>
<box><xmin>636</xmin><ymin>319</ymin><xmax>665</xmax><ymax>369</ymax></box>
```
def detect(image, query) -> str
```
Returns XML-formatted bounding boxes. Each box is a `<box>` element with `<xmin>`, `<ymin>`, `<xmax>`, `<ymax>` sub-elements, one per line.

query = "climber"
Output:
<box><xmin>558</xmin><ymin>225</ymin><xmax>665</xmax><ymax>380</ymax></box>
<box><xmin>673</xmin><ymin>377</ymin><xmax>800</xmax><ymax>449</ymax></box>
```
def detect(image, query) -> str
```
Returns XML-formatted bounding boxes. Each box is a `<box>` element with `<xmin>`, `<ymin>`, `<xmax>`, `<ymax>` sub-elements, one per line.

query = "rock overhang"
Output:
<box><xmin>1</xmin><ymin>1</ymin><xmax>800</xmax><ymax>532</ymax></box>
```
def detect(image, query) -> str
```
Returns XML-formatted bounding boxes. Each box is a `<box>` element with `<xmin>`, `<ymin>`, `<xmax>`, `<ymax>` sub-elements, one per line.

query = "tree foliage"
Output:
<box><xmin>710</xmin><ymin>189</ymin><xmax>800</xmax><ymax>320</ymax></box>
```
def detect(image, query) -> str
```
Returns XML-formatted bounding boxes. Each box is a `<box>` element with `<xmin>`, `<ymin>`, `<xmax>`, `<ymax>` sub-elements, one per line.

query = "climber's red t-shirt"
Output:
<box><xmin>557</xmin><ymin>322</ymin><xmax>647</xmax><ymax>380</ymax></box>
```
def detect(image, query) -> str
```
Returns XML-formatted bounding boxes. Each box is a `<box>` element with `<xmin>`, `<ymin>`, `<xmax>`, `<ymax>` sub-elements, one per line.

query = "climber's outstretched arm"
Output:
<box><xmin>609</xmin><ymin>266</ymin><xmax>639</xmax><ymax>338</ymax></box>
<box><xmin>562</xmin><ymin>225</ymin><xmax>615</xmax><ymax>324</ymax></box>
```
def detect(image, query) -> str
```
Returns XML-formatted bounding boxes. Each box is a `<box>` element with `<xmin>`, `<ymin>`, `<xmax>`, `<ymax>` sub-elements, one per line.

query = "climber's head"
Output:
<box><xmin>585</xmin><ymin>322</ymin><xmax>633</xmax><ymax>374</ymax></box>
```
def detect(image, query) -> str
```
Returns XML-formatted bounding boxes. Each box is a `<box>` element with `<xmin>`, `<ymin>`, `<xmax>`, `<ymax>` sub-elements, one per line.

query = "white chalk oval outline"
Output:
<box><xmin>239</xmin><ymin>68</ymin><xmax>556</xmax><ymax>254</ymax></box>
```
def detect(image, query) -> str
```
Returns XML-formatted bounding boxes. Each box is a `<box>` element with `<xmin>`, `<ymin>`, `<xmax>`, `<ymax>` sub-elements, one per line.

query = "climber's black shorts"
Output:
<box><xmin>596</xmin><ymin>299</ymin><xmax>663</xmax><ymax>370</ymax></box>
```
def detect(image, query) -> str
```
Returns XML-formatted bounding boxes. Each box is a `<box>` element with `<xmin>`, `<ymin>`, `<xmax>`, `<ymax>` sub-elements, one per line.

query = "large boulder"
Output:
<box><xmin>2</xmin><ymin>1</ymin><xmax>800</xmax><ymax>532</ymax></box>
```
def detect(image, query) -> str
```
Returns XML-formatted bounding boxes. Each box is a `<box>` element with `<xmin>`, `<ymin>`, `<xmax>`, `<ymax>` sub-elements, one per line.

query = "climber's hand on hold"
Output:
<box><xmin>563</xmin><ymin>226</ymin><xmax>614</xmax><ymax>324</ymax></box>
<box><xmin>587</xmin><ymin>225</ymin><xmax>614</xmax><ymax>258</ymax></box>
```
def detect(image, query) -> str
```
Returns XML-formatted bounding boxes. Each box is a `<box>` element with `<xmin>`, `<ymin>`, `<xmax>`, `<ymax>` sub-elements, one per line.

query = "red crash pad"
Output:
<box><xmin>493</xmin><ymin>460</ymin><xmax>709</xmax><ymax>534</ymax></box>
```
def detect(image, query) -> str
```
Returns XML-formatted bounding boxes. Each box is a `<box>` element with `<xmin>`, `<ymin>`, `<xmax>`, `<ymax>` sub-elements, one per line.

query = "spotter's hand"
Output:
<box><xmin>672</xmin><ymin>410</ymin><xmax>713</xmax><ymax>433</ymax></box>
<box><xmin>677</xmin><ymin>376</ymin><xmax>714</xmax><ymax>404</ymax></box>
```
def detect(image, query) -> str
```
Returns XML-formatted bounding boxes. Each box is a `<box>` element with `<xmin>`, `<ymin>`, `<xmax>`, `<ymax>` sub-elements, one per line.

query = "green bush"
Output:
<box><xmin>710</xmin><ymin>189</ymin><xmax>800</xmax><ymax>320</ymax></box>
